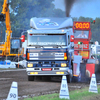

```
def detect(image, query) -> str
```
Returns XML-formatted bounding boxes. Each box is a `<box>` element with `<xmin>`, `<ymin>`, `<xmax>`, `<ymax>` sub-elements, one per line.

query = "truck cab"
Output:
<box><xmin>26</xmin><ymin>17</ymin><xmax>74</xmax><ymax>82</ymax></box>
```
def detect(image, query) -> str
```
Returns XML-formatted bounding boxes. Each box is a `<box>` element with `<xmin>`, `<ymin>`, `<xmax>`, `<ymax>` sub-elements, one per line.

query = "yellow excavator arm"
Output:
<box><xmin>0</xmin><ymin>0</ymin><xmax>23</xmax><ymax>61</ymax></box>
<box><xmin>0</xmin><ymin>0</ymin><xmax>12</xmax><ymax>56</ymax></box>
<box><xmin>1</xmin><ymin>0</ymin><xmax>12</xmax><ymax>32</ymax></box>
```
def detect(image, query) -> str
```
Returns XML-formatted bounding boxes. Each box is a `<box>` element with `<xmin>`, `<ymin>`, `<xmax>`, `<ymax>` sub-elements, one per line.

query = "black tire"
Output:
<box><xmin>35</xmin><ymin>76</ymin><xmax>42</xmax><ymax>80</ymax></box>
<box><xmin>42</xmin><ymin>76</ymin><xmax>51</xmax><ymax>81</ymax></box>
<box><xmin>28</xmin><ymin>76</ymin><xmax>34</xmax><ymax>81</ymax></box>
<box><xmin>67</xmin><ymin>75</ymin><xmax>72</xmax><ymax>83</ymax></box>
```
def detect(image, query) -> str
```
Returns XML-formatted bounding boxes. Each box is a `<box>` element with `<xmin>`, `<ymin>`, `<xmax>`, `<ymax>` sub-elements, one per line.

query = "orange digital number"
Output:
<box><xmin>86</xmin><ymin>23</ymin><xmax>89</xmax><ymax>28</ymax></box>
<box><xmin>83</xmin><ymin>23</ymin><xmax>85</xmax><ymax>28</ymax></box>
<box><xmin>75</xmin><ymin>23</ymin><xmax>90</xmax><ymax>29</ymax></box>
<box><xmin>76</xmin><ymin>23</ymin><xmax>79</xmax><ymax>28</ymax></box>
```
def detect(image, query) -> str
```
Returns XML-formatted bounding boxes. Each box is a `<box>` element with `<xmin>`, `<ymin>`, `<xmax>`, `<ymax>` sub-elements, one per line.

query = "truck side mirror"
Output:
<box><xmin>70</xmin><ymin>35</ymin><xmax>74</xmax><ymax>42</ymax></box>
<box><xmin>21</xmin><ymin>35</ymin><xmax>25</xmax><ymax>42</ymax></box>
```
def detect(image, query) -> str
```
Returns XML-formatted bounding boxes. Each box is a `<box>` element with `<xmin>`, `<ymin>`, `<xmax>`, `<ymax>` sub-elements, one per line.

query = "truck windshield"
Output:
<box><xmin>28</xmin><ymin>34</ymin><xmax>66</xmax><ymax>46</ymax></box>
<box><xmin>74</xmin><ymin>30</ymin><xmax>89</xmax><ymax>39</ymax></box>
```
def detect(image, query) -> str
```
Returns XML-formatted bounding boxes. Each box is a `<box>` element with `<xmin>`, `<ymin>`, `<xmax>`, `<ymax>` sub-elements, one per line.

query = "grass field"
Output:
<box><xmin>23</xmin><ymin>85</ymin><xmax>100</xmax><ymax>100</ymax></box>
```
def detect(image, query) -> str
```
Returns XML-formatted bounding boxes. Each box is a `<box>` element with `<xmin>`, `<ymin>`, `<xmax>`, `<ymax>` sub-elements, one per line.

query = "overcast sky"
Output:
<box><xmin>53</xmin><ymin>0</ymin><xmax>100</xmax><ymax>19</ymax></box>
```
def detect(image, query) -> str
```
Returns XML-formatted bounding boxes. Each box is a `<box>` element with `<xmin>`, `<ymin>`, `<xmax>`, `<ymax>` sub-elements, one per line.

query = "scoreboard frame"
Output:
<box><xmin>73</xmin><ymin>21</ymin><xmax>90</xmax><ymax>30</ymax></box>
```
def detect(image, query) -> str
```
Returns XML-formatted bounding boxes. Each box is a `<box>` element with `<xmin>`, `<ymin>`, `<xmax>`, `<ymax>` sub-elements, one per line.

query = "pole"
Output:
<box><xmin>18</xmin><ymin>49</ymin><xmax>19</xmax><ymax>68</ymax></box>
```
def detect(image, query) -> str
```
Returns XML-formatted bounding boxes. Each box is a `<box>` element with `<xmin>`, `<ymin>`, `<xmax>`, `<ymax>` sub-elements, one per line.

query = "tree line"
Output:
<box><xmin>0</xmin><ymin>0</ymin><xmax>100</xmax><ymax>43</ymax></box>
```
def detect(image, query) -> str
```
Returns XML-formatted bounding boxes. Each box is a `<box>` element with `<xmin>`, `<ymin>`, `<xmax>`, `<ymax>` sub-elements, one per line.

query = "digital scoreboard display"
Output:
<box><xmin>74</xmin><ymin>22</ymin><xmax>90</xmax><ymax>30</ymax></box>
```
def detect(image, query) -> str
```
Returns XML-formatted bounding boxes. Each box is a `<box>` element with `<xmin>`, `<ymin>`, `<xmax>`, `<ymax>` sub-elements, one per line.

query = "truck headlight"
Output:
<box><xmin>30</xmin><ymin>72</ymin><xmax>38</xmax><ymax>74</ymax></box>
<box><xmin>27</xmin><ymin>63</ymin><xmax>33</xmax><ymax>67</ymax></box>
<box><xmin>61</xmin><ymin>63</ymin><xmax>67</xmax><ymax>67</ymax></box>
<box><xmin>56</xmin><ymin>72</ymin><xmax>64</xmax><ymax>74</ymax></box>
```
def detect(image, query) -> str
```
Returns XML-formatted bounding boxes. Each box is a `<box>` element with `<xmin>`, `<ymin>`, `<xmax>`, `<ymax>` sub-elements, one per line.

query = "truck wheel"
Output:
<box><xmin>28</xmin><ymin>76</ymin><xmax>34</xmax><ymax>81</ymax></box>
<box><xmin>35</xmin><ymin>76</ymin><xmax>42</xmax><ymax>80</ymax></box>
<box><xmin>67</xmin><ymin>75</ymin><xmax>72</xmax><ymax>83</ymax></box>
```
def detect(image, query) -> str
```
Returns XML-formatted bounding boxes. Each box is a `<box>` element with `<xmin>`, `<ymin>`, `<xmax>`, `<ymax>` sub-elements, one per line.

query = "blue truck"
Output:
<box><xmin>25</xmin><ymin>17</ymin><xmax>74</xmax><ymax>83</ymax></box>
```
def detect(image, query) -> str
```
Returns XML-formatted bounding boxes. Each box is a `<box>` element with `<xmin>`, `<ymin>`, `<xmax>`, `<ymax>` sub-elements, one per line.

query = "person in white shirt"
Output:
<box><xmin>77</xmin><ymin>31</ymin><xmax>87</xmax><ymax>38</ymax></box>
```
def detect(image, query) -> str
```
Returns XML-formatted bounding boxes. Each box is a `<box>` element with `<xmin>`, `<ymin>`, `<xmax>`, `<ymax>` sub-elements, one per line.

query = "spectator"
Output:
<box><xmin>77</xmin><ymin>31</ymin><xmax>87</xmax><ymax>38</ymax></box>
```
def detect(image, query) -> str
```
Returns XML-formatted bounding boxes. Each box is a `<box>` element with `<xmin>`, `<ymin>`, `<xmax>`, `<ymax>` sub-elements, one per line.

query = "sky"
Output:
<box><xmin>53</xmin><ymin>0</ymin><xmax>100</xmax><ymax>19</ymax></box>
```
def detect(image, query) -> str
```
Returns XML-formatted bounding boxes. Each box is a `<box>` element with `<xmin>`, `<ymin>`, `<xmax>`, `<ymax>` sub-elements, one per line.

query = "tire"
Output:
<box><xmin>46</xmin><ymin>76</ymin><xmax>51</xmax><ymax>81</ymax></box>
<box><xmin>35</xmin><ymin>76</ymin><xmax>42</xmax><ymax>80</ymax></box>
<box><xmin>42</xmin><ymin>76</ymin><xmax>51</xmax><ymax>81</ymax></box>
<box><xmin>28</xmin><ymin>76</ymin><xmax>34</xmax><ymax>81</ymax></box>
<box><xmin>67</xmin><ymin>75</ymin><xmax>72</xmax><ymax>83</ymax></box>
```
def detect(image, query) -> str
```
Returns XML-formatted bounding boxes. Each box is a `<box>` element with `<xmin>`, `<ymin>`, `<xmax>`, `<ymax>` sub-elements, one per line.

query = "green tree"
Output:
<box><xmin>78</xmin><ymin>16</ymin><xmax>93</xmax><ymax>22</ymax></box>
<box><xmin>0</xmin><ymin>0</ymin><xmax>66</xmax><ymax>39</ymax></box>
<box><xmin>1</xmin><ymin>0</ymin><xmax>100</xmax><ymax>44</ymax></box>
<box><xmin>11</xmin><ymin>0</ymin><xmax>55</xmax><ymax>37</ymax></box>
<box><xmin>91</xmin><ymin>18</ymin><xmax>100</xmax><ymax>43</ymax></box>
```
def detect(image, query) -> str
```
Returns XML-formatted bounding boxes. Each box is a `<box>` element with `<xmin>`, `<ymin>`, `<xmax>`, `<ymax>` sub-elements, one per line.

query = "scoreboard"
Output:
<box><xmin>73</xmin><ymin>22</ymin><xmax>90</xmax><ymax>30</ymax></box>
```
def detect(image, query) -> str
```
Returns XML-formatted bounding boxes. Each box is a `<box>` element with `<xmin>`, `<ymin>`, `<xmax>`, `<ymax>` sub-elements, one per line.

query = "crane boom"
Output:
<box><xmin>0</xmin><ymin>0</ymin><xmax>24</xmax><ymax>62</ymax></box>
<box><xmin>0</xmin><ymin>0</ymin><xmax>12</xmax><ymax>56</ymax></box>
<box><xmin>1</xmin><ymin>0</ymin><xmax>12</xmax><ymax>32</ymax></box>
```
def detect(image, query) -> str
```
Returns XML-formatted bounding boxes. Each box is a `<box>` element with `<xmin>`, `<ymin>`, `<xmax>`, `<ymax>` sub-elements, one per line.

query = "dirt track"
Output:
<box><xmin>0</xmin><ymin>69</ymin><xmax>90</xmax><ymax>100</ymax></box>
